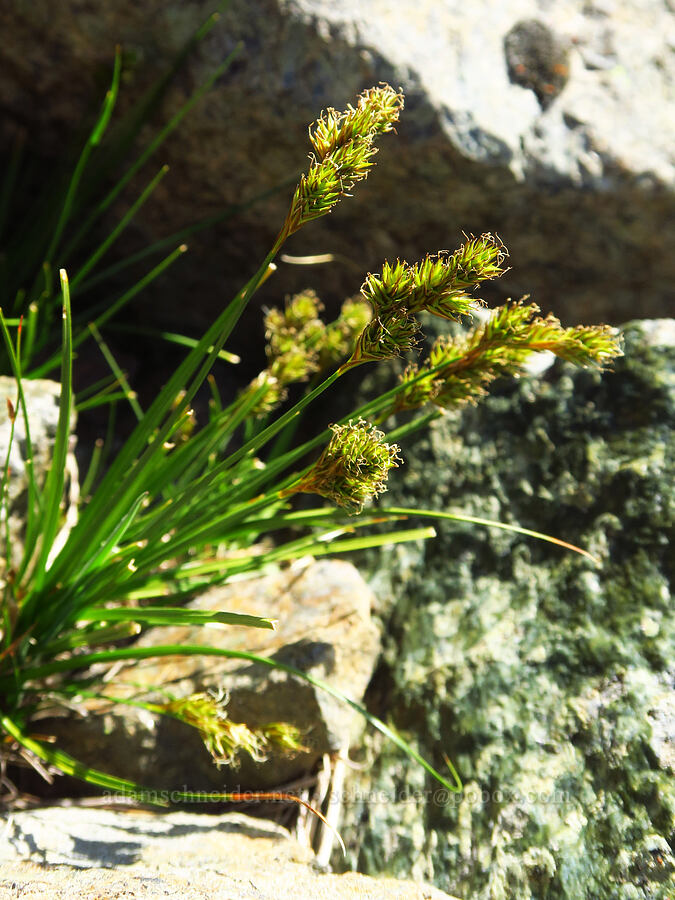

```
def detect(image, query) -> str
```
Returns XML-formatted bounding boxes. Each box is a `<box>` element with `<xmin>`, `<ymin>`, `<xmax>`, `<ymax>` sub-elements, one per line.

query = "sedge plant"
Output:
<box><xmin>0</xmin><ymin>77</ymin><xmax>622</xmax><ymax>828</ymax></box>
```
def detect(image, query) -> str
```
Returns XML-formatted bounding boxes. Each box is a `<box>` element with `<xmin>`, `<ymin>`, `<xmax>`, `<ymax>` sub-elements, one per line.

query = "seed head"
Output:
<box><xmin>284</xmin><ymin>419</ymin><xmax>402</xmax><ymax>513</ymax></box>
<box><xmin>280</xmin><ymin>84</ymin><xmax>403</xmax><ymax>239</ymax></box>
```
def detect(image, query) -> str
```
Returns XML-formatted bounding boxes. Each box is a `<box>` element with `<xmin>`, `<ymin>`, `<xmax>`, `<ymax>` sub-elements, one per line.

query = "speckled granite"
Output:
<box><xmin>0</xmin><ymin>807</ymin><xmax>457</xmax><ymax>899</ymax></box>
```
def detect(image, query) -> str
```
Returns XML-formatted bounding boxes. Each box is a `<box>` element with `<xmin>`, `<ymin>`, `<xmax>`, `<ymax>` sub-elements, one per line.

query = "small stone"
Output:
<box><xmin>0</xmin><ymin>377</ymin><xmax>77</xmax><ymax>582</ymax></box>
<box><xmin>42</xmin><ymin>559</ymin><xmax>381</xmax><ymax>792</ymax></box>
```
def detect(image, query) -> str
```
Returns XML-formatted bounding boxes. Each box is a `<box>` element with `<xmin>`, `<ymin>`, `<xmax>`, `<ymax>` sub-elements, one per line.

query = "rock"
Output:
<box><xmin>40</xmin><ymin>559</ymin><xmax>381</xmax><ymax>793</ymax></box>
<box><xmin>337</xmin><ymin>320</ymin><xmax>675</xmax><ymax>899</ymax></box>
<box><xmin>0</xmin><ymin>0</ymin><xmax>672</xmax><ymax>362</ymax></box>
<box><xmin>0</xmin><ymin>377</ymin><xmax>77</xmax><ymax>581</ymax></box>
<box><xmin>0</xmin><ymin>806</ymin><xmax>458</xmax><ymax>899</ymax></box>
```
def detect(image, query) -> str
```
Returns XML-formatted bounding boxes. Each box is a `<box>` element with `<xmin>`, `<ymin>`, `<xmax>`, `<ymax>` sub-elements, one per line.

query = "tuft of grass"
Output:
<box><xmin>0</xmin><ymin>32</ymin><xmax>622</xmax><ymax>837</ymax></box>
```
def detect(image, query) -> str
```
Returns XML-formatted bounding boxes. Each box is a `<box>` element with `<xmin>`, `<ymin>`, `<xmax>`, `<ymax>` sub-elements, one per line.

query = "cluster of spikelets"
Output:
<box><xmin>284</xmin><ymin>419</ymin><xmax>402</xmax><ymax>514</ymax></box>
<box><xmin>343</xmin><ymin>234</ymin><xmax>509</xmax><ymax>369</ymax></box>
<box><xmin>253</xmin><ymin>257</ymin><xmax>620</xmax><ymax>514</ymax></box>
<box><xmin>111</xmin><ymin>85</ymin><xmax>625</xmax><ymax>774</ymax></box>
<box><xmin>239</xmin><ymin>290</ymin><xmax>371</xmax><ymax>416</ymax></box>
<box><xmin>161</xmin><ymin>689</ymin><xmax>307</xmax><ymax>768</ymax></box>
<box><xmin>106</xmin><ymin>85</ymin><xmax>623</xmax><ymax>779</ymax></box>
<box><xmin>236</xmin><ymin>84</ymin><xmax>622</xmax><ymax>517</ymax></box>
<box><xmin>0</xmin><ymin>75</ymin><xmax>626</xmax><ymax>797</ymax></box>
<box><xmin>389</xmin><ymin>298</ymin><xmax>622</xmax><ymax>414</ymax></box>
<box><xmin>279</xmin><ymin>84</ymin><xmax>405</xmax><ymax>241</ymax></box>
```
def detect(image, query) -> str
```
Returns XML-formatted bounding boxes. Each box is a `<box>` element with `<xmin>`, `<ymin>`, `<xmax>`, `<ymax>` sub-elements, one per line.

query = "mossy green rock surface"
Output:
<box><xmin>340</xmin><ymin>320</ymin><xmax>674</xmax><ymax>899</ymax></box>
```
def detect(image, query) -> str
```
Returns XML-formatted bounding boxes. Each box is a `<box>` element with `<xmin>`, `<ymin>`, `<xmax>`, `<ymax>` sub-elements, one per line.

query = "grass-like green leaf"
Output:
<box><xmin>30</xmin><ymin>270</ymin><xmax>73</xmax><ymax>589</ymax></box>
<box><xmin>30</xmin><ymin>243</ymin><xmax>188</xmax><ymax>379</ymax></box>
<box><xmin>41</xmin><ymin>50</ymin><xmax>121</xmax><ymax>269</ymax></box>
<box><xmin>377</xmin><ymin>506</ymin><xmax>599</xmax><ymax>563</ymax></box>
<box><xmin>77</xmin><ymin>607</ymin><xmax>277</xmax><ymax>630</ymax></box>
<box><xmin>1</xmin><ymin>712</ymin><xmax>168</xmax><ymax>803</ymax></box>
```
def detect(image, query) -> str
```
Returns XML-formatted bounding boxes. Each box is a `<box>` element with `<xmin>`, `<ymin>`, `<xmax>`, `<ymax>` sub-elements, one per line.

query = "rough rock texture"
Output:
<box><xmin>40</xmin><ymin>559</ymin><xmax>381</xmax><ymax>793</ymax></box>
<box><xmin>337</xmin><ymin>320</ymin><xmax>675</xmax><ymax>899</ymax></box>
<box><xmin>0</xmin><ymin>377</ymin><xmax>77</xmax><ymax>579</ymax></box>
<box><xmin>0</xmin><ymin>0</ymin><xmax>672</xmax><ymax>357</ymax></box>
<box><xmin>0</xmin><ymin>807</ymin><xmax>457</xmax><ymax>899</ymax></box>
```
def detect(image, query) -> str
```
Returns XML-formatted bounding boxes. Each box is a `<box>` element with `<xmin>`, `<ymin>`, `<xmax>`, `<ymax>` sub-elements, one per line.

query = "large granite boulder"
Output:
<box><xmin>337</xmin><ymin>320</ymin><xmax>674</xmax><ymax>899</ymax></box>
<box><xmin>0</xmin><ymin>0</ymin><xmax>672</xmax><ymax>356</ymax></box>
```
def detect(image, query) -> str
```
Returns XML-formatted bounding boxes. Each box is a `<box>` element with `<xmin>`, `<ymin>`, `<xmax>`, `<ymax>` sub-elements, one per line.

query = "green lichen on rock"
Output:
<box><xmin>340</xmin><ymin>320</ymin><xmax>674</xmax><ymax>899</ymax></box>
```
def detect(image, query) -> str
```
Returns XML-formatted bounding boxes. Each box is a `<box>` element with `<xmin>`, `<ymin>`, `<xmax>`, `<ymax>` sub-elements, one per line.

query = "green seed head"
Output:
<box><xmin>286</xmin><ymin>419</ymin><xmax>402</xmax><ymax>513</ymax></box>
<box><xmin>281</xmin><ymin>84</ymin><xmax>403</xmax><ymax>239</ymax></box>
<box><xmin>345</xmin><ymin>311</ymin><xmax>420</xmax><ymax>368</ymax></box>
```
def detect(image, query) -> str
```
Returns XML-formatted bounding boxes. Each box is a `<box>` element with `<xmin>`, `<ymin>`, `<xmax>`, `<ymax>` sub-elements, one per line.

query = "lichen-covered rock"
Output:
<box><xmin>338</xmin><ymin>320</ymin><xmax>674</xmax><ymax>899</ymax></box>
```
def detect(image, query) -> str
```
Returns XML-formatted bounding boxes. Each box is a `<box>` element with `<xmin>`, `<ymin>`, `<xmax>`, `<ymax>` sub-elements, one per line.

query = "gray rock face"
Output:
<box><xmin>41</xmin><ymin>559</ymin><xmax>381</xmax><ymax>792</ymax></box>
<box><xmin>0</xmin><ymin>806</ymin><xmax>457</xmax><ymax>899</ymax></box>
<box><xmin>337</xmin><ymin>320</ymin><xmax>675</xmax><ymax>899</ymax></box>
<box><xmin>0</xmin><ymin>0</ymin><xmax>672</xmax><ymax>344</ymax></box>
